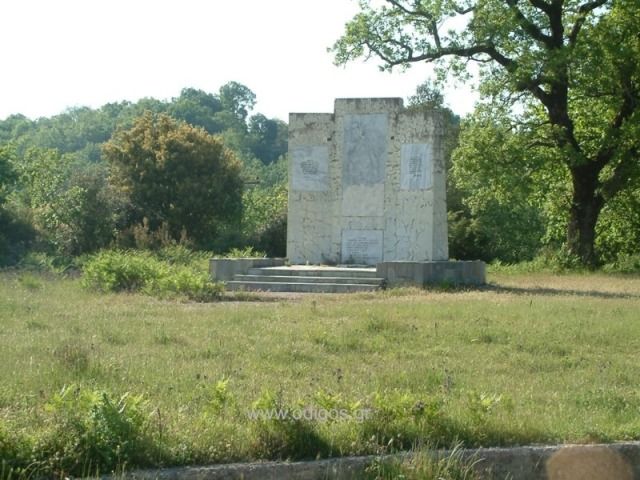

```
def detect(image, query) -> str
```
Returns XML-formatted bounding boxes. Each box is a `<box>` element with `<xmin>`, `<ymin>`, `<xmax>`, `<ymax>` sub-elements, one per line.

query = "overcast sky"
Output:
<box><xmin>0</xmin><ymin>0</ymin><xmax>478</xmax><ymax>122</ymax></box>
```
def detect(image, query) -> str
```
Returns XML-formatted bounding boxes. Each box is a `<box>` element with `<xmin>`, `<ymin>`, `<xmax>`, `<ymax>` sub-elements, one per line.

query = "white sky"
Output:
<box><xmin>0</xmin><ymin>0</ymin><xmax>478</xmax><ymax>122</ymax></box>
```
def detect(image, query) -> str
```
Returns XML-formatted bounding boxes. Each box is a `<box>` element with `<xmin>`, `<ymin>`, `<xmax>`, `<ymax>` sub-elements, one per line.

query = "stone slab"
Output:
<box><xmin>291</xmin><ymin>145</ymin><xmax>330</xmax><ymax>191</ymax></box>
<box><xmin>209</xmin><ymin>258</ymin><xmax>285</xmax><ymax>282</ymax></box>
<box><xmin>377</xmin><ymin>260</ymin><xmax>486</xmax><ymax>286</ymax></box>
<box><xmin>400</xmin><ymin>143</ymin><xmax>432</xmax><ymax>190</ymax></box>
<box><xmin>225</xmin><ymin>281</ymin><xmax>380</xmax><ymax>294</ymax></box>
<box><xmin>341</xmin><ymin>229</ymin><xmax>383</xmax><ymax>265</ymax></box>
<box><xmin>342</xmin><ymin>113</ymin><xmax>387</xmax><ymax>186</ymax></box>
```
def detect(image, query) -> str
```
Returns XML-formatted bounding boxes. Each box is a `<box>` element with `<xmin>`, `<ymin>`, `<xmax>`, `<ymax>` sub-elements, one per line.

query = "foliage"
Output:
<box><xmin>167</xmin><ymin>87</ymin><xmax>224</xmax><ymax>134</ymax></box>
<box><xmin>11</xmin><ymin>147</ymin><xmax>121</xmax><ymax>256</ymax></box>
<box><xmin>219</xmin><ymin>81</ymin><xmax>256</xmax><ymax>124</ymax></box>
<box><xmin>0</xmin><ymin>145</ymin><xmax>34</xmax><ymax>265</ymax></box>
<box><xmin>0</xmin><ymin>82</ymin><xmax>288</xmax><ymax>258</ymax></box>
<box><xmin>333</xmin><ymin>0</ymin><xmax>640</xmax><ymax>265</ymax></box>
<box><xmin>602</xmin><ymin>254</ymin><xmax>640</xmax><ymax>274</ymax></box>
<box><xmin>450</xmin><ymin>107</ymin><xmax>553</xmax><ymax>261</ymax></box>
<box><xmin>103</xmin><ymin>112</ymin><xmax>243</xmax><ymax>249</ymax></box>
<box><xmin>242</xmin><ymin>181</ymin><xmax>287</xmax><ymax>257</ymax></box>
<box><xmin>0</xmin><ymin>144</ymin><xmax>16</xmax><ymax>205</ymax></box>
<box><xmin>595</xmin><ymin>186</ymin><xmax>640</xmax><ymax>263</ymax></box>
<box><xmin>247</xmin><ymin>114</ymin><xmax>288</xmax><ymax>165</ymax></box>
<box><xmin>36</xmin><ymin>385</ymin><xmax>158</xmax><ymax>477</ymax></box>
<box><xmin>0</xmin><ymin>421</ymin><xmax>31</xmax><ymax>479</ymax></box>
<box><xmin>82</xmin><ymin>249</ymin><xmax>223</xmax><ymax>301</ymax></box>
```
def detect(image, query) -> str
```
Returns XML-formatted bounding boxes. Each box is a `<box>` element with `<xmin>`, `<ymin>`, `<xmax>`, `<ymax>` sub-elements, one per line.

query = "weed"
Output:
<box><xmin>365</xmin><ymin>443</ymin><xmax>482</xmax><ymax>480</ymax></box>
<box><xmin>37</xmin><ymin>385</ymin><xmax>160</xmax><ymax>477</ymax></box>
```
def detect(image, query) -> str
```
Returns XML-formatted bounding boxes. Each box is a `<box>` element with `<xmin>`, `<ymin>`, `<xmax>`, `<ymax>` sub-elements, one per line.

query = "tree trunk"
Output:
<box><xmin>567</xmin><ymin>163</ymin><xmax>604</xmax><ymax>266</ymax></box>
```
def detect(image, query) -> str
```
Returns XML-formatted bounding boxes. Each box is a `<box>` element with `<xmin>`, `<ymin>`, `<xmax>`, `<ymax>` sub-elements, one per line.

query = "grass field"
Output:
<box><xmin>1</xmin><ymin>270</ymin><xmax>640</xmax><ymax>476</ymax></box>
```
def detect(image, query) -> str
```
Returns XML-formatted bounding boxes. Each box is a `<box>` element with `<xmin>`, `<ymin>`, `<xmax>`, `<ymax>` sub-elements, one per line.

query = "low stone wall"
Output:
<box><xmin>377</xmin><ymin>260</ymin><xmax>486</xmax><ymax>286</ymax></box>
<box><xmin>209</xmin><ymin>258</ymin><xmax>285</xmax><ymax>282</ymax></box>
<box><xmin>110</xmin><ymin>442</ymin><xmax>640</xmax><ymax>480</ymax></box>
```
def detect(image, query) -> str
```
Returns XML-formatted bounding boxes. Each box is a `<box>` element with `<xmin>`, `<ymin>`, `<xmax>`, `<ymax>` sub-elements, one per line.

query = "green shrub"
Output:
<box><xmin>82</xmin><ymin>250</ymin><xmax>158</xmax><ymax>292</ymax></box>
<box><xmin>145</xmin><ymin>265</ymin><xmax>223</xmax><ymax>302</ymax></box>
<box><xmin>82</xmin><ymin>249</ymin><xmax>223</xmax><ymax>301</ymax></box>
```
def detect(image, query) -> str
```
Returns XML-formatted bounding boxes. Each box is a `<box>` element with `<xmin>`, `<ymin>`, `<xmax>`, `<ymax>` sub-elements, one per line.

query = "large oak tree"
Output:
<box><xmin>333</xmin><ymin>0</ymin><xmax>639</xmax><ymax>264</ymax></box>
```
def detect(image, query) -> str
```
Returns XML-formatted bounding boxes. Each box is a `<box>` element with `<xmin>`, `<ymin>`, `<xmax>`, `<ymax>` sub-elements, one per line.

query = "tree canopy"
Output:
<box><xmin>103</xmin><ymin>112</ymin><xmax>244</xmax><ymax>249</ymax></box>
<box><xmin>333</xmin><ymin>0</ymin><xmax>639</xmax><ymax>264</ymax></box>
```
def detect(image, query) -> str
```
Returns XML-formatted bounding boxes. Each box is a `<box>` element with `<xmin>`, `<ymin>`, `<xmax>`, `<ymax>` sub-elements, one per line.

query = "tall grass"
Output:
<box><xmin>1</xmin><ymin>270</ymin><xmax>639</xmax><ymax>477</ymax></box>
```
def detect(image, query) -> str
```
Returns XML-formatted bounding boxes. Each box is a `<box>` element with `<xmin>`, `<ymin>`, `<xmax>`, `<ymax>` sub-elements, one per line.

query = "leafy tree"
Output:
<box><xmin>451</xmin><ymin>105</ymin><xmax>554</xmax><ymax>261</ymax></box>
<box><xmin>168</xmin><ymin>88</ymin><xmax>224</xmax><ymax>134</ymax></box>
<box><xmin>14</xmin><ymin>148</ymin><xmax>120</xmax><ymax>256</ymax></box>
<box><xmin>333</xmin><ymin>0</ymin><xmax>640</xmax><ymax>265</ymax></box>
<box><xmin>219</xmin><ymin>81</ymin><xmax>256</xmax><ymax>123</ymax></box>
<box><xmin>0</xmin><ymin>114</ymin><xmax>33</xmax><ymax>144</ymax></box>
<box><xmin>248</xmin><ymin>114</ymin><xmax>288</xmax><ymax>165</ymax></box>
<box><xmin>103</xmin><ymin>112</ymin><xmax>243</xmax><ymax>248</ymax></box>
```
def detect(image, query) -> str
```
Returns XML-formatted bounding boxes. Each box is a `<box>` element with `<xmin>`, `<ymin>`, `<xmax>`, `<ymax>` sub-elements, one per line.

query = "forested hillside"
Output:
<box><xmin>0</xmin><ymin>77</ymin><xmax>638</xmax><ymax>270</ymax></box>
<box><xmin>0</xmin><ymin>83</ymin><xmax>288</xmax><ymax>263</ymax></box>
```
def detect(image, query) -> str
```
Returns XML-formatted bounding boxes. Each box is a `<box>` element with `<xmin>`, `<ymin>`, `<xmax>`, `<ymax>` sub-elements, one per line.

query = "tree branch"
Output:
<box><xmin>527</xmin><ymin>0</ymin><xmax>554</xmax><ymax>15</ymax></box>
<box><xmin>506</xmin><ymin>0</ymin><xmax>554</xmax><ymax>47</ymax></box>
<box><xmin>594</xmin><ymin>75</ymin><xmax>638</xmax><ymax>171</ymax></box>
<box><xmin>385</xmin><ymin>0</ymin><xmax>433</xmax><ymax>20</ymax></box>
<box><xmin>568</xmin><ymin>0</ymin><xmax>609</xmax><ymax>46</ymax></box>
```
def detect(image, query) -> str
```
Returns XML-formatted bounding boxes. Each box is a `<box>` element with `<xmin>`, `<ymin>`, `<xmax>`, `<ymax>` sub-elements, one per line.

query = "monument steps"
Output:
<box><xmin>235</xmin><ymin>274</ymin><xmax>383</xmax><ymax>285</ymax></box>
<box><xmin>247</xmin><ymin>266</ymin><xmax>379</xmax><ymax>278</ymax></box>
<box><xmin>225</xmin><ymin>266</ymin><xmax>384</xmax><ymax>293</ymax></box>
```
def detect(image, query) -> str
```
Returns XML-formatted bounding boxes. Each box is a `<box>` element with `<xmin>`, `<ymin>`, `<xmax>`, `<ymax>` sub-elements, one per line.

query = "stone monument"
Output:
<box><xmin>210</xmin><ymin>97</ymin><xmax>485</xmax><ymax>290</ymax></box>
<box><xmin>287</xmin><ymin>98</ymin><xmax>484</xmax><ymax>285</ymax></box>
<box><xmin>288</xmin><ymin>97</ymin><xmax>447</xmax><ymax>264</ymax></box>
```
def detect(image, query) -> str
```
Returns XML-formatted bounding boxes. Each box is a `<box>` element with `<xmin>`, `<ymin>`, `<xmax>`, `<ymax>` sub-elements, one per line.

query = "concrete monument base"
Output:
<box><xmin>209</xmin><ymin>258</ymin><xmax>285</xmax><ymax>282</ymax></box>
<box><xmin>210</xmin><ymin>258</ymin><xmax>485</xmax><ymax>292</ymax></box>
<box><xmin>377</xmin><ymin>260</ymin><xmax>486</xmax><ymax>287</ymax></box>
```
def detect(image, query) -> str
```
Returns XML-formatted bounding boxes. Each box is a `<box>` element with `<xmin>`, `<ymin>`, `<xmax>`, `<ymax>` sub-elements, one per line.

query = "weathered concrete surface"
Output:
<box><xmin>108</xmin><ymin>442</ymin><xmax>640</xmax><ymax>480</ymax></box>
<box><xmin>377</xmin><ymin>260</ymin><xmax>486</xmax><ymax>286</ymax></box>
<box><xmin>287</xmin><ymin>98</ymin><xmax>449</xmax><ymax>266</ymax></box>
<box><xmin>223</xmin><ymin>265</ymin><xmax>384</xmax><ymax>293</ymax></box>
<box><xmin>114</xmin><ymin>455</ymin><xmax>374</xmax><ymax>480</ymax></box>
<box><xmin>209</xmin><ymin>258</ymin><xmax>285</xmax><ymax>282</ymax></box>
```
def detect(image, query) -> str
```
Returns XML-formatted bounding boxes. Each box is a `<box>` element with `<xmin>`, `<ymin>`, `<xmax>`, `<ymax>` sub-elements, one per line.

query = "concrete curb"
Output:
<box><xmin>113</xmin><ymin>442</ymin><xmax>640</xmax><ymax>480</ymax></box>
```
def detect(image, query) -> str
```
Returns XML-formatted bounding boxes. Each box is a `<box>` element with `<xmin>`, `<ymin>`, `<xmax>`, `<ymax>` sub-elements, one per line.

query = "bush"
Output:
<box><xmin>82</xmin><ymin>250</ymin><xmax>223</xmax><ymax>301</ymax></box>
<box><xmin>82</xmin><ymin>250</ymin><xmax>158</xmax><ymax>292</ymax></box>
